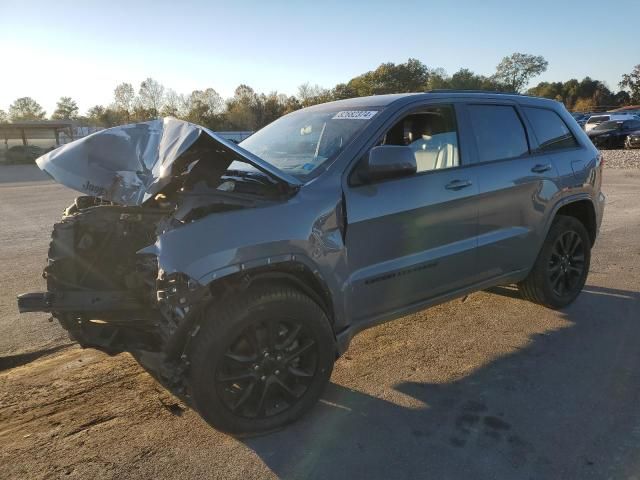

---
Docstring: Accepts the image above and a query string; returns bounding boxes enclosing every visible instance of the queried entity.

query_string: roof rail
[426,89,521,95]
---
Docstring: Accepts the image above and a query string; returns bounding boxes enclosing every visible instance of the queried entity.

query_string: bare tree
[138,78,165,118]
[113,83,135,120]
[161,89,188,118]
[297,82,330,106]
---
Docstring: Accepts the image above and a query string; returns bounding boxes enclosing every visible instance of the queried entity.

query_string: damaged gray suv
[19,92,605,435]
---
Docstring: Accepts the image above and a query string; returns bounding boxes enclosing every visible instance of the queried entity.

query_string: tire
[188,284,336,436]
[518,215,591,309]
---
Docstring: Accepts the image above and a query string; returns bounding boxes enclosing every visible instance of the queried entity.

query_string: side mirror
[361,145,416,183]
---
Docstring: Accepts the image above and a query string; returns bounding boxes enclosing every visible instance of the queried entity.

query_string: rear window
[467,105,529,162]
[523,107,578,151]
[587,115,608,125]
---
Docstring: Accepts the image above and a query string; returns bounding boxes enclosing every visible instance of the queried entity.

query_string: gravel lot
[1,160,640,479]
[601,148,640,168]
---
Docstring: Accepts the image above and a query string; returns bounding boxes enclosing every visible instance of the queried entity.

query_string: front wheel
[518,215,591,309]
[188,285,335,436]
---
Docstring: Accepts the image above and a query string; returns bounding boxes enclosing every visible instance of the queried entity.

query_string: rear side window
[523,107,578,151]
[467,105,529,162]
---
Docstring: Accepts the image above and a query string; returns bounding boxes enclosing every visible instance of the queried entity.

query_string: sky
[1,0,639,115]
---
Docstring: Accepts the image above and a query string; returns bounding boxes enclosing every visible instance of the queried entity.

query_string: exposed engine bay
[17,119,299,389]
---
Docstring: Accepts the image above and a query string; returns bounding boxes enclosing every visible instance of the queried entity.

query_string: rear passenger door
[462,102,563,280]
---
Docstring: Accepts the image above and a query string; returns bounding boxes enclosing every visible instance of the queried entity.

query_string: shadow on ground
[0,344,71,372]
[244,285,640,479]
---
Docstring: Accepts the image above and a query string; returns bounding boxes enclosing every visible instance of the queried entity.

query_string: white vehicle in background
[585,113,640,132]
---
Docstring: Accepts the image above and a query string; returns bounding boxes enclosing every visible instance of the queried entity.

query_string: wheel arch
[204,260,337,328]
[553,197,597,246]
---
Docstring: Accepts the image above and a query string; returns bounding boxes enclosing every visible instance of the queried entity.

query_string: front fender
[141,189,349,325]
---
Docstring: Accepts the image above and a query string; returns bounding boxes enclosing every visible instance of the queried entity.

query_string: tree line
[1,53,639,132]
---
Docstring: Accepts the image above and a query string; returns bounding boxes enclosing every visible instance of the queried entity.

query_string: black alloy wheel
[215,318,318,419]
[518,215,591,309]
[189,285,335,436]
[547,230,585,298]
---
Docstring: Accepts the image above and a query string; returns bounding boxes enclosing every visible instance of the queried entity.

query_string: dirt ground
[1,166,639,479]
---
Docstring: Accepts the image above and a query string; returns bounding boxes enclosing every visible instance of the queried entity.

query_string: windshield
[235,107,381,180]
[594,120,623,131]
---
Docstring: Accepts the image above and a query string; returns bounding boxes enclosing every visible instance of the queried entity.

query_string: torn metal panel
[36,117,301,206]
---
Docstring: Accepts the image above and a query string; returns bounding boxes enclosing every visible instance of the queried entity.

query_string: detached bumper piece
[17,292,54,313]
[17,291,145,314]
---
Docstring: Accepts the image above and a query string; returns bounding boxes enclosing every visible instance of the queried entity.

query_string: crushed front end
[17,118,298,393]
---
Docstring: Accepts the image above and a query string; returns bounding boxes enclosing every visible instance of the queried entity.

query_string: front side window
[237,106,382,180]
[467,104,529,162]
[523,107,578,151]
[378,105,460,172]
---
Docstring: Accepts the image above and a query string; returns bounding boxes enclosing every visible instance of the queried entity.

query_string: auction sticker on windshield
[332,110,378,120]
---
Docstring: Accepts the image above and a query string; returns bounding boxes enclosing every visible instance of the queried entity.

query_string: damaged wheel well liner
[167,261,337,362]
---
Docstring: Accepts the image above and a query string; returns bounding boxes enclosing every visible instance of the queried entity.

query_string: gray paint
[33,92,606,352]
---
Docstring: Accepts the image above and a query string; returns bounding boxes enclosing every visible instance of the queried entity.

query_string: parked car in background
[587,119,640,149]
[585,113,640,132]
[18,92,605,435]
[625,131,640,149]
[571,112,589,128]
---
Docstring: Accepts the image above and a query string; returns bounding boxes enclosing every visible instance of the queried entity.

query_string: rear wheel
[189,285,335,436]
[518,215,591,309]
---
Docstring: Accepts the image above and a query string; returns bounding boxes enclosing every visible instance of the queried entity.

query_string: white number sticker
[332,110,378,120]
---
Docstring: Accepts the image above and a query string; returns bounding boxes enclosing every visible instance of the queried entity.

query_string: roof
[306,91,556,110]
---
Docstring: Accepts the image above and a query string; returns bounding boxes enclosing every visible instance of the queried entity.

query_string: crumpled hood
[36,117,301,206]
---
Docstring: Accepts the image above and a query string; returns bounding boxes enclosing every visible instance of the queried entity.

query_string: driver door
[343,104,480,322]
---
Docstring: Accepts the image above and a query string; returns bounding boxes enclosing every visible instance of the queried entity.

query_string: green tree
[182,88,224,127]
[51,96,79,120]
[86,105,123,127]
[346,58,430,96]
[138,78,165,118]
[0,109,7,123]
[493,53,548,92]
[226,84,259,130]
[613,90,631,106]
[528,76,624,110]
[619,64,640,103]
[446,68,506,91]
[9,97,46,121]
[424,68,450,90]
[331,83,357,100]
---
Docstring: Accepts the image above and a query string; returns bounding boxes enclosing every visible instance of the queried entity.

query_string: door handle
[531,163,552,173]
[445,179,472,191]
